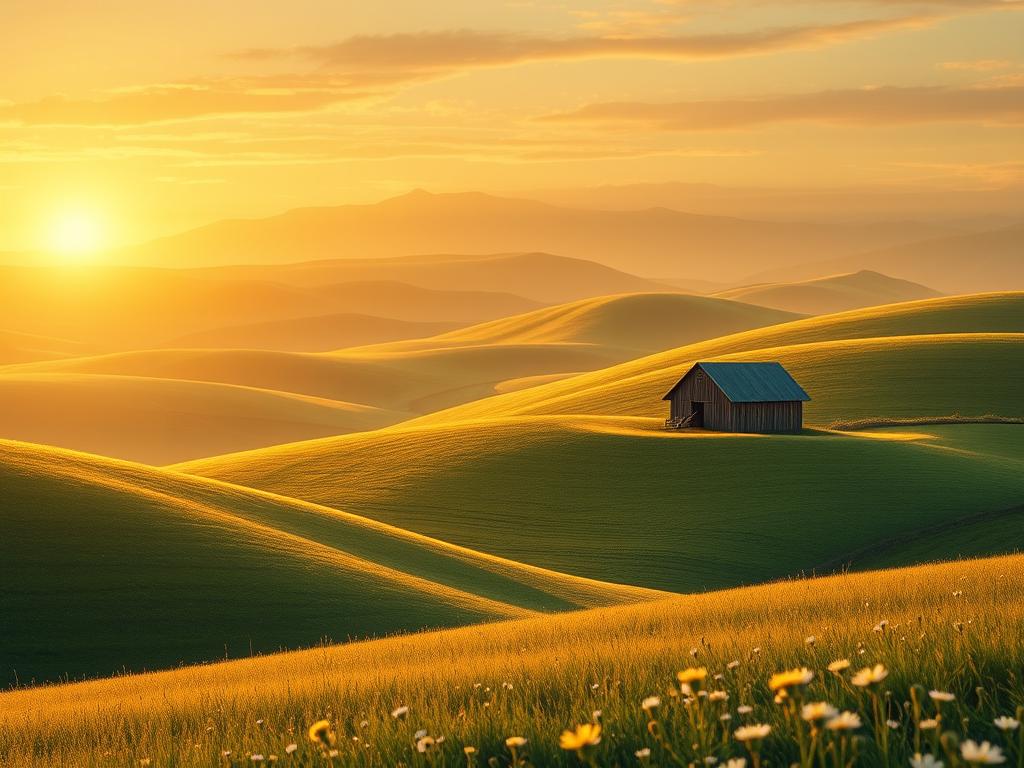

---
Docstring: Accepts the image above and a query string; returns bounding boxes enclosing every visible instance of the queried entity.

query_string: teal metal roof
[664,362,811,403]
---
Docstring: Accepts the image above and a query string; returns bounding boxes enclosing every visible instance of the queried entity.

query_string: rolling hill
[0,329,93,365]
[168,312,460,352]
[195,251,673,305]
[117,190,947,281]
[402,292,1024,424]
[0,294,800,461]
[0,374,406,464]
[0,266,540,350]
[0,439,662,684]
[180,416,1024,593]
[714,270,941,315]
[751,224,1024,294]
[5,551,1020,767]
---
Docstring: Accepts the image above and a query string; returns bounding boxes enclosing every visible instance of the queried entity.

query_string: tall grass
[2,554,1023,767]
[828,414,1023,431]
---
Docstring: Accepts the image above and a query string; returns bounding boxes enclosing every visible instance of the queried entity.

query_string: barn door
[690,401,704,427]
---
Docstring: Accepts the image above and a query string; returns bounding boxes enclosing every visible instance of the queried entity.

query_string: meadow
[2,554,1022,767]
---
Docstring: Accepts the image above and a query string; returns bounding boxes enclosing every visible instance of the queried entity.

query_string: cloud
[234,14,940,72]
[0,76,380,127]
[539,85,1024,129]
[939,59,1014,71]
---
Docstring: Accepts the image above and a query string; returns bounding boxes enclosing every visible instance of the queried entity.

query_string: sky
[2,0,1023,251]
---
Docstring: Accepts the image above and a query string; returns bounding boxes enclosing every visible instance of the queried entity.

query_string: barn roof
[663,361,811,403]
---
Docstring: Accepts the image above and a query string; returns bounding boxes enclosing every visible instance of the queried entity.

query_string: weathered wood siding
[667,367,804,433]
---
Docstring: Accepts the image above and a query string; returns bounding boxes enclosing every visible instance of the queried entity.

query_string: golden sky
[2,0,1022,251]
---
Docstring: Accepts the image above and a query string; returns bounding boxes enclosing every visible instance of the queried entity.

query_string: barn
[663,361,810,433]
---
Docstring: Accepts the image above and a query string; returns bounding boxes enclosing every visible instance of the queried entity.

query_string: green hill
[0,440,661,684]
[179,416,1024,594]
[407,292,1024,424]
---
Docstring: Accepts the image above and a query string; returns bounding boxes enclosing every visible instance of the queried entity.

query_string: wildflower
[590,683,599,691]
[416,736,436,753]
[690,647,699,657]
[961,740,1007,765]
[851,664,888,687]
[727,660,741,670]
[919,719,939,730]
[725,760,747,768]
[642,696,662,712]
[506,737,527,748]
[559,723,602,751]
[929,691,955,702]
[887,720,901,729]
[769,667,813,691]
[828,659,851,674]
[705,757,718,765]
[709,691,729,702]
[328,750,338,758]
[738,705,753,715]
[994,716,1020,731]
[415,729,428,740]
[636,747,652,759]
[256,719,265,726]
[801,702,839,722]
[734,724,771,742]
[752,647,761,654]
[826,712,863,731]
[308,720,334,746]
[284,744,297,755]
[360,720,368,728]
[805,635,816,646]
[464,746,477,755]
[721,713,732,721]
[139,761,151,767]
[221,752,231,758]
[391,706,409,720]
[678,667,708,684]
[251,756,265,763]
[910,754,944,768]
[592,710,602,721]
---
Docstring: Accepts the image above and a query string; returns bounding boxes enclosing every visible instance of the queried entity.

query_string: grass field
[0,373,406,463]
[179,417,1024,593]
[2,554,1021,767]
[0,439,662,685]
[404,292,1024,425]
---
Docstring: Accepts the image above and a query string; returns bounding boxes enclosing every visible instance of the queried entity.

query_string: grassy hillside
[355,293,800,356]
[714,270,941,315]
[0,439,662,684]
[0,294,800,456]
[180,416,1024,593]
[3,554,1021,767]
[408,293,1024,424]
[0,373,406,464]
[197,251,672,304]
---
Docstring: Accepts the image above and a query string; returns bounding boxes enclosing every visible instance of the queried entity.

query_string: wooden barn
[663,361,810,433]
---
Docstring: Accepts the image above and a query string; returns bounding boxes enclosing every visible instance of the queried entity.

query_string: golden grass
[3,554,1022,766]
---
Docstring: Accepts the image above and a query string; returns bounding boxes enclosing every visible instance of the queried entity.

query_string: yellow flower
[464,746,477,755]
[307,720,334,745]
[801,702,839,722]
[961,740,1007,765]
[929,690,955,702]
[826,712,862,731]
[734,724,771,742]
[994,716,1020,731]
[678,667,708,685]
[827,659,851,674]
[506,737,528,749]
[559,723,602,751]
[851,664,889,687]
[769,667,813,691]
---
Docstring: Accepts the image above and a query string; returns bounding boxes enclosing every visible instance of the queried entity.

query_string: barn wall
[667,369,733,428]
[730,401,803,433]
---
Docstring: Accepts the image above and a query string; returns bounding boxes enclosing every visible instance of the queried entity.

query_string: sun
[46,207,107,260]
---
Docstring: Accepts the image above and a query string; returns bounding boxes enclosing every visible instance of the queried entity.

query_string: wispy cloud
[238,15,939,72]
[539,85,1024,129]
[939,59,1014,71]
